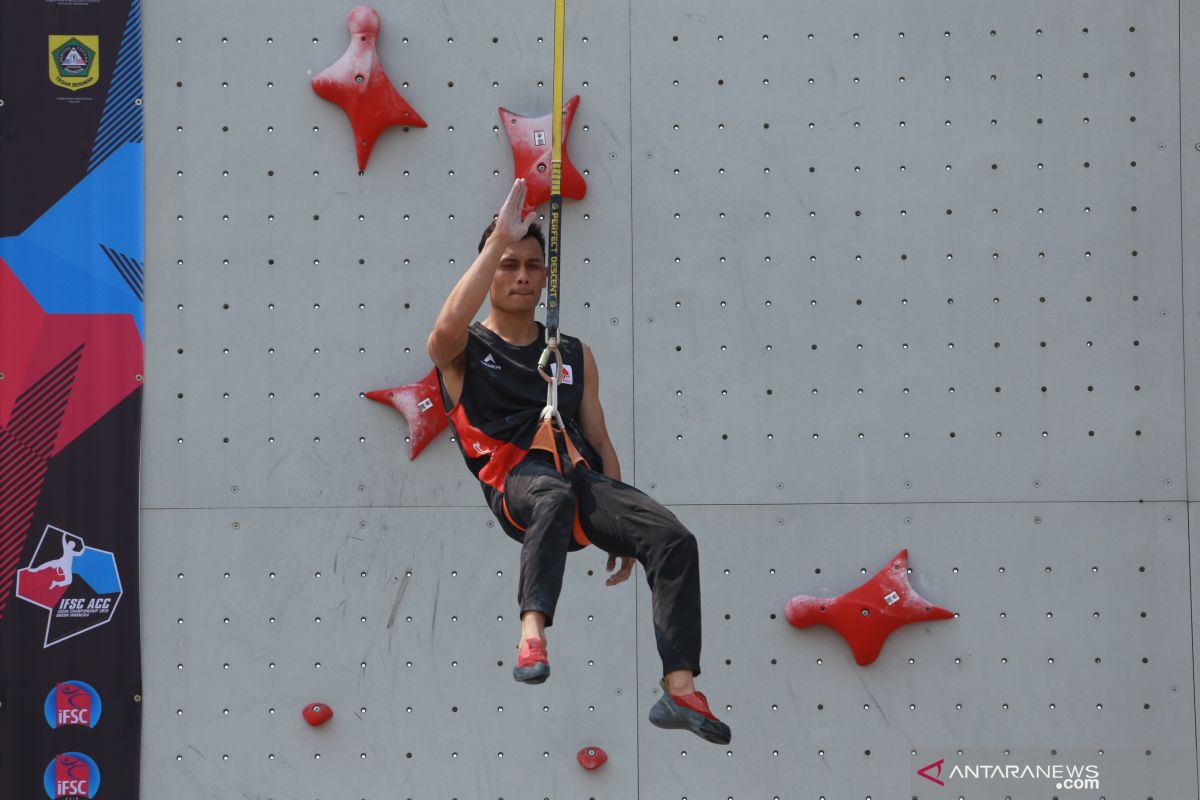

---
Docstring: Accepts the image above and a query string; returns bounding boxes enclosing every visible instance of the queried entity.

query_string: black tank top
[436,320,602,497]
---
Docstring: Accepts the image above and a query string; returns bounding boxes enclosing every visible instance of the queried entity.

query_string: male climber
[426,178,732,745]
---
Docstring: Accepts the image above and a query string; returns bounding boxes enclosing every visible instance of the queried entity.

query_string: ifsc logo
[43,752,101,799]
[16,525,122,647]
[45,680,103,729]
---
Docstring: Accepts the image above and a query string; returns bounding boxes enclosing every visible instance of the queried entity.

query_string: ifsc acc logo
[15,525,123,647]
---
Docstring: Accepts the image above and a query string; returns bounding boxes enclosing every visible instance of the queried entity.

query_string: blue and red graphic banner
[0,0,143,797]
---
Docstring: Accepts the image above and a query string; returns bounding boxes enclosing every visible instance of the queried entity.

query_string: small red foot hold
[577,746,607,770]
[499,94,586,215]
[302,702,333,727]
[312,5,426,172]
[785,549,955,666]
[365,366,449,459]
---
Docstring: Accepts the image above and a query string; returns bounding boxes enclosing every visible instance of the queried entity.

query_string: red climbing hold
[311,5,426,172]
[302,702,334,726]
[366,366,449,459]
[499,95,586,216]
[576,746,607,770]
[785,549,954,666]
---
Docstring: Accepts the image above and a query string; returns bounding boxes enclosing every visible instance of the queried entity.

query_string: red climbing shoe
[513,637,550,684]
[648,677,732,745]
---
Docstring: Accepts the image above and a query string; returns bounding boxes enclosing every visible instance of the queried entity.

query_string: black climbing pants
[499,449,703,678]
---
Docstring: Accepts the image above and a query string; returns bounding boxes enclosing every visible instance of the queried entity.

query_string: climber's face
[490,236,546,314]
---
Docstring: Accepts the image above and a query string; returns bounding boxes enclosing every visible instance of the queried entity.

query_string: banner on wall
[0,1,144,798]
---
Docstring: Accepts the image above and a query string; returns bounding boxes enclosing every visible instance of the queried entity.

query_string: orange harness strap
[529,416,588,471]
[516,416,592,548]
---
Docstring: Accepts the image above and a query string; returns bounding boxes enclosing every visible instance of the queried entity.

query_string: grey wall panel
[143,0,633,509]
[1186,0,1200,499]
[142,507,638,799]
[636,501,1196,796]
[1192,501,1200,796]
[630,0,1185,506]
[1182,11,1199,791]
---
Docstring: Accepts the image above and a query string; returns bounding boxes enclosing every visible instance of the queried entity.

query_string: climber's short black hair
[478,218,546,255]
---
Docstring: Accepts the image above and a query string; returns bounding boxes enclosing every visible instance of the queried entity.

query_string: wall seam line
[1178,0,1198,789]
[628,0,641,790]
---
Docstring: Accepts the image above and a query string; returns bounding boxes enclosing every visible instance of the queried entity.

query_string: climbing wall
[140,0,1200,797]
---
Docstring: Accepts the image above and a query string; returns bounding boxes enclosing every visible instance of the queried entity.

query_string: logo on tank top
[481,353,501,370]
[550,362,573,384]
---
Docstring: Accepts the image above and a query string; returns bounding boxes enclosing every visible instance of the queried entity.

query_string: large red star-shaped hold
[499,94,586,215]
[365,366,448,459]
[784,549,955,666]
[312,5,426,172]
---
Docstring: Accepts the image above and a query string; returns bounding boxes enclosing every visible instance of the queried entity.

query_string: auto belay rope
[530,0,589,485]
[524,0,590,549]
